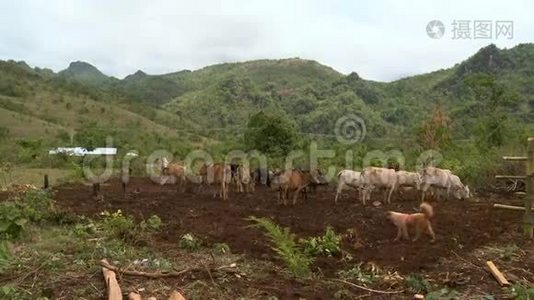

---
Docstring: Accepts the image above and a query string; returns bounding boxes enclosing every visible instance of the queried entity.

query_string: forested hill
[0,43,533,159]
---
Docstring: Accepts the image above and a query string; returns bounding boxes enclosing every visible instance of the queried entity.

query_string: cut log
[101,259,122,300]
[169,291,186,300]
[493,203,533,211]
[486,261,510,286]
[128,292,142,300]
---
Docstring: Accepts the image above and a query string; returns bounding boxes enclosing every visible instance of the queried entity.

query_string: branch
[332,279,403,294]
[98,259,239,279]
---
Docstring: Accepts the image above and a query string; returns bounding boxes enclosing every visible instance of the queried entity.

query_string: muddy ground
[52,178,533,299]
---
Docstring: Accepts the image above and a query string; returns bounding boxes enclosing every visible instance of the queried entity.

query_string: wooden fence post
[524,137,534,238]
[43,174,49,189]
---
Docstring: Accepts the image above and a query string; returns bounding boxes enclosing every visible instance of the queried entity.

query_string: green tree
[464,73,519,150]
[244,112,299,155]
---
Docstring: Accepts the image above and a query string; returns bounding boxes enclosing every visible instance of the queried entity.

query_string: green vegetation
[300,226,342,257]
[0,44,533,189]
[178,233,202,251]
[248,216,313,277]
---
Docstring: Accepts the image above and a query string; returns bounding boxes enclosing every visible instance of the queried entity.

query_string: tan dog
[387,202,435,242]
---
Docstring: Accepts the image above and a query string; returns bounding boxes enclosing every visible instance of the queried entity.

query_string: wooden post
[43,174,49,189]
[524,137,534,238]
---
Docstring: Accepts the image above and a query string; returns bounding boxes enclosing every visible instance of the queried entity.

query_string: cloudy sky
[0,0,532,81]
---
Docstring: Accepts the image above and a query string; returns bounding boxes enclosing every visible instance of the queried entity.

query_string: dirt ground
[52,178,533,299]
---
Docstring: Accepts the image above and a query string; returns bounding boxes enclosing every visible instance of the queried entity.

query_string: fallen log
[486,261,510,286]
[99,259,239,279]
[101,259,122,300]
[493,203,533,211]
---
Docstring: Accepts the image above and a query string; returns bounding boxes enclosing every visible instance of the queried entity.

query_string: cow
[158,158,187,192]
[360,167,397,205]
[198,163,231,200]
[237,165,254,193]
[251,168,273,187]
[420,167,469,201]
[277,169,322,206]
[334,170,363,204]
[394,170,422,199]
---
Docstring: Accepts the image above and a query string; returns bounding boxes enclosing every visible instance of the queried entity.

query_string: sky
[0,0,532,82]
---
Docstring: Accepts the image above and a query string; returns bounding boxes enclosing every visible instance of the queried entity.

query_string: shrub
[508,283,534,299]
[0,202,27,239]
[405,273,431,293]
[301,226,341,257]
[178,233,202,251]
[248,216,313,277]
[337,264,378,284]
[99,210,135,239]
[139,215,162,232]
[212,243,231,255]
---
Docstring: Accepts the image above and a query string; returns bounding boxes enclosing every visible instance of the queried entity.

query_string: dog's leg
[427,222,436,242]
[401,224,409,240]
[394,226,402,241]
[412,223,421,242]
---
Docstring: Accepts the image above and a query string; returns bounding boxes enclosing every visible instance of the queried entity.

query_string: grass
[0,168,74,190]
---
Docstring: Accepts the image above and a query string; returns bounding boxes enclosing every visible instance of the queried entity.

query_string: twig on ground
[98,259,239,279]
[333,279,403,294]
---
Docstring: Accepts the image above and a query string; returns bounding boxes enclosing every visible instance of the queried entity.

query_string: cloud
[0,0,532,81]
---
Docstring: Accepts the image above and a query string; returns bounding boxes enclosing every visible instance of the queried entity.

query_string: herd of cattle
[154,158,471,205]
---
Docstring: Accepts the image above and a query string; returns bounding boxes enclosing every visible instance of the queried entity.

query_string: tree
[464,73,519,149]
[244,112,299,156]
[419,104,452,150]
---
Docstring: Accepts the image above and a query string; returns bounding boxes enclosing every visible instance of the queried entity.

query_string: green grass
[0,168,74,189]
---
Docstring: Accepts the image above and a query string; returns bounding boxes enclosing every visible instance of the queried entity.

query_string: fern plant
[248,216,313,278]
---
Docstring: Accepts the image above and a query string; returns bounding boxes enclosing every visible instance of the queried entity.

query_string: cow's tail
[420,202,433,219]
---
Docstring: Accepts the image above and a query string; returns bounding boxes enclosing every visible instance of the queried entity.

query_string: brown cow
[159,158,187,192]
[277,169,322,206]
[198,163,231,200]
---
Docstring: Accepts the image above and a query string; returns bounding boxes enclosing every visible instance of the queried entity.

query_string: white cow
[334,170,363,204]
[448,174,470,200]
[360,167,397,205]
[420,167,470,201]
[394,170,422,199]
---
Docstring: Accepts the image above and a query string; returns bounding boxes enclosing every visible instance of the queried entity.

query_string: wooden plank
[101,259,122,300]
[169,291,186,300]
[128,292,142,300]
[495,175,526,180]
[486,261,510,286]
[502,156,527,161]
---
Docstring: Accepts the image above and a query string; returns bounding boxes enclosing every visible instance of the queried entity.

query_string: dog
[387,202,435,242]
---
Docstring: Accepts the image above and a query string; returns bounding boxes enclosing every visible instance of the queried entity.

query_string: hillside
[1,43,533,167]
[0,60,204,164]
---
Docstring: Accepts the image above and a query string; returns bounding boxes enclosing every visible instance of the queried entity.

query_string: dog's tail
[420,202,433,219]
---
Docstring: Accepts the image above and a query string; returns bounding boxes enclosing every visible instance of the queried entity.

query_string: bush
[300,226,342,257]
[337,264,378,284]
[212,243,231,255]
[405,273,431,293]
[99,210,135,239]
[178,233,202,251]
[0,202,27,239]
[248,216,313,277]
[139,215,162,232]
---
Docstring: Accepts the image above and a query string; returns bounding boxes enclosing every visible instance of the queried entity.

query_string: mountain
[0,43,533,166]
[58,61,116,87]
